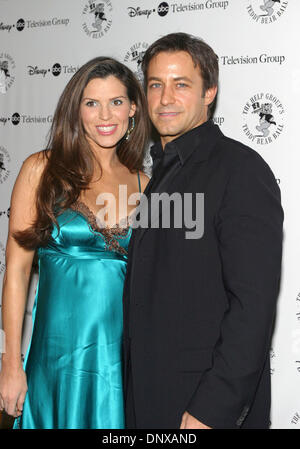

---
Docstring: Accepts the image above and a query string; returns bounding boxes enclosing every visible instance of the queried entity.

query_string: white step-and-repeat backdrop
[0,0,299,429]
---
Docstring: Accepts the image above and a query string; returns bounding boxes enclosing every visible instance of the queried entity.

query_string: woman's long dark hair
[14,57,149,249]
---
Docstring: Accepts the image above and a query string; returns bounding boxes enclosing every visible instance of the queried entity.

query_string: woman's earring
[125,116,135,141]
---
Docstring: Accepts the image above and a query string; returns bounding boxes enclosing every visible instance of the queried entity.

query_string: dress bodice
[39,169,141,261]
[38,202,132,261]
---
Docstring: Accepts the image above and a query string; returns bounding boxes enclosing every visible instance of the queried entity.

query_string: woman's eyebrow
[82,95,127,101]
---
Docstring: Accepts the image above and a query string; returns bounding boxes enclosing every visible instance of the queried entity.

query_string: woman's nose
[98,104,112,120]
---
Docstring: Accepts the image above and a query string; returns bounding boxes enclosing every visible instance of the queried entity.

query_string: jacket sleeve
[186,150,284,428]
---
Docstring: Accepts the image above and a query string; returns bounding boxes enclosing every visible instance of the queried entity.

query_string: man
[122,32,283,429]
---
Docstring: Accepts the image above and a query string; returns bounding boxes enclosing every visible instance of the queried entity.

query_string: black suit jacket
[122,120,283,429]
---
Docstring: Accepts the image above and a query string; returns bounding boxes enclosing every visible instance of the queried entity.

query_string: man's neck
[160,119,210,150]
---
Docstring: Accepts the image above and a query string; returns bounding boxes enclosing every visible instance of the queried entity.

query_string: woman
[0,57,149,429]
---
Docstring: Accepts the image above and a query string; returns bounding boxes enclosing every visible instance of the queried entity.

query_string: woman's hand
[0,364,28,417]
[180,411,211,429]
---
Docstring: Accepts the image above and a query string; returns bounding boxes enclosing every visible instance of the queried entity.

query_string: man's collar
[150,120,222,166]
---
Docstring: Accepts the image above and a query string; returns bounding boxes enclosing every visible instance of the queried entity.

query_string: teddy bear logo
[89,1,107,32]
[259,0,281,16]
[129,50,146,79]
[131,50,146,70]
[0,153,6,173]
[0,60,10,94]
[252,102,277,137]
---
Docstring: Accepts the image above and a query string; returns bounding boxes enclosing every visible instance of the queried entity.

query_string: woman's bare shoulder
[9,151,49,233]
[19,150,49,183]
[22,149,48,170]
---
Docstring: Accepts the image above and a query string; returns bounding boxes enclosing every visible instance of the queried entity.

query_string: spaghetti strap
[137,170,141,193]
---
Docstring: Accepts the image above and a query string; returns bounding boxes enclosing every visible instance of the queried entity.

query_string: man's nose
[160,85,175,106]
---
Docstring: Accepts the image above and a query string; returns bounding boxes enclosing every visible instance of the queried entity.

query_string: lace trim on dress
[70,200,131,256]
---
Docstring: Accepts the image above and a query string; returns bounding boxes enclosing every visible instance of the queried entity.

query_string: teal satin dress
[14,175,140,429]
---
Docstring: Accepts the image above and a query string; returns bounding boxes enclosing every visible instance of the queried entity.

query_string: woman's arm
[0,151,45,417]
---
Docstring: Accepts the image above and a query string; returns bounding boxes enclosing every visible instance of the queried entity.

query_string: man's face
[146,51,217,147]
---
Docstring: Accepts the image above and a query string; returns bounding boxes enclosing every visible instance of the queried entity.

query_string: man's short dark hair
[141,32,219,117]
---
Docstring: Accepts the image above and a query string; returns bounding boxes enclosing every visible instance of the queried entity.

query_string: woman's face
[80,75,136,152]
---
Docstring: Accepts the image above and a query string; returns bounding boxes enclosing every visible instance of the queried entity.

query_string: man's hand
[180,411,211,429]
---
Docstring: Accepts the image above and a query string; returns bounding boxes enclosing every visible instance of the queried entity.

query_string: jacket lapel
[134,122,223,246]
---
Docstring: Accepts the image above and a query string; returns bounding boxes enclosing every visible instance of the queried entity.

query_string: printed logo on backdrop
[0,53,16,94]
[291,412,300,426]
[124,42,149,83]
[0,113,53,126]
[127,6,155,18]
[128,1,229,18]
[242,93,285,146]
[296,292,300,324]
[0,207,10,218]
[246,1,288,24]
[82,0,113,38]
[157,2,169,16]
[220,53,285,66]
[212,117,225,126]
[27,63,80,78]
[0,146,11,184]
[0,241,5,275]
[0,18,25,32]
[270,348,275,375]
[0,17,69,32]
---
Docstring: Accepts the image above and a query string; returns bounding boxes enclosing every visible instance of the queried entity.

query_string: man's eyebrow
[147,77,162,83]
[147,76,193,83]
[173,76,193,83]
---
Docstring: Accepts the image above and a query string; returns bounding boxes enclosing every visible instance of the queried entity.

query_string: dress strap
[137,170,141,193]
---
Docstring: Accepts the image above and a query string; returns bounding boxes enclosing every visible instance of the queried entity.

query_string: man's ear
[204,86,218,107]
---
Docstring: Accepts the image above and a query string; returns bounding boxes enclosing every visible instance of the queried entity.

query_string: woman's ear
[129,102,137,117]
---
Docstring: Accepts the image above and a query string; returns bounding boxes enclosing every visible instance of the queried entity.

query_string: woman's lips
[96,124,118,135]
